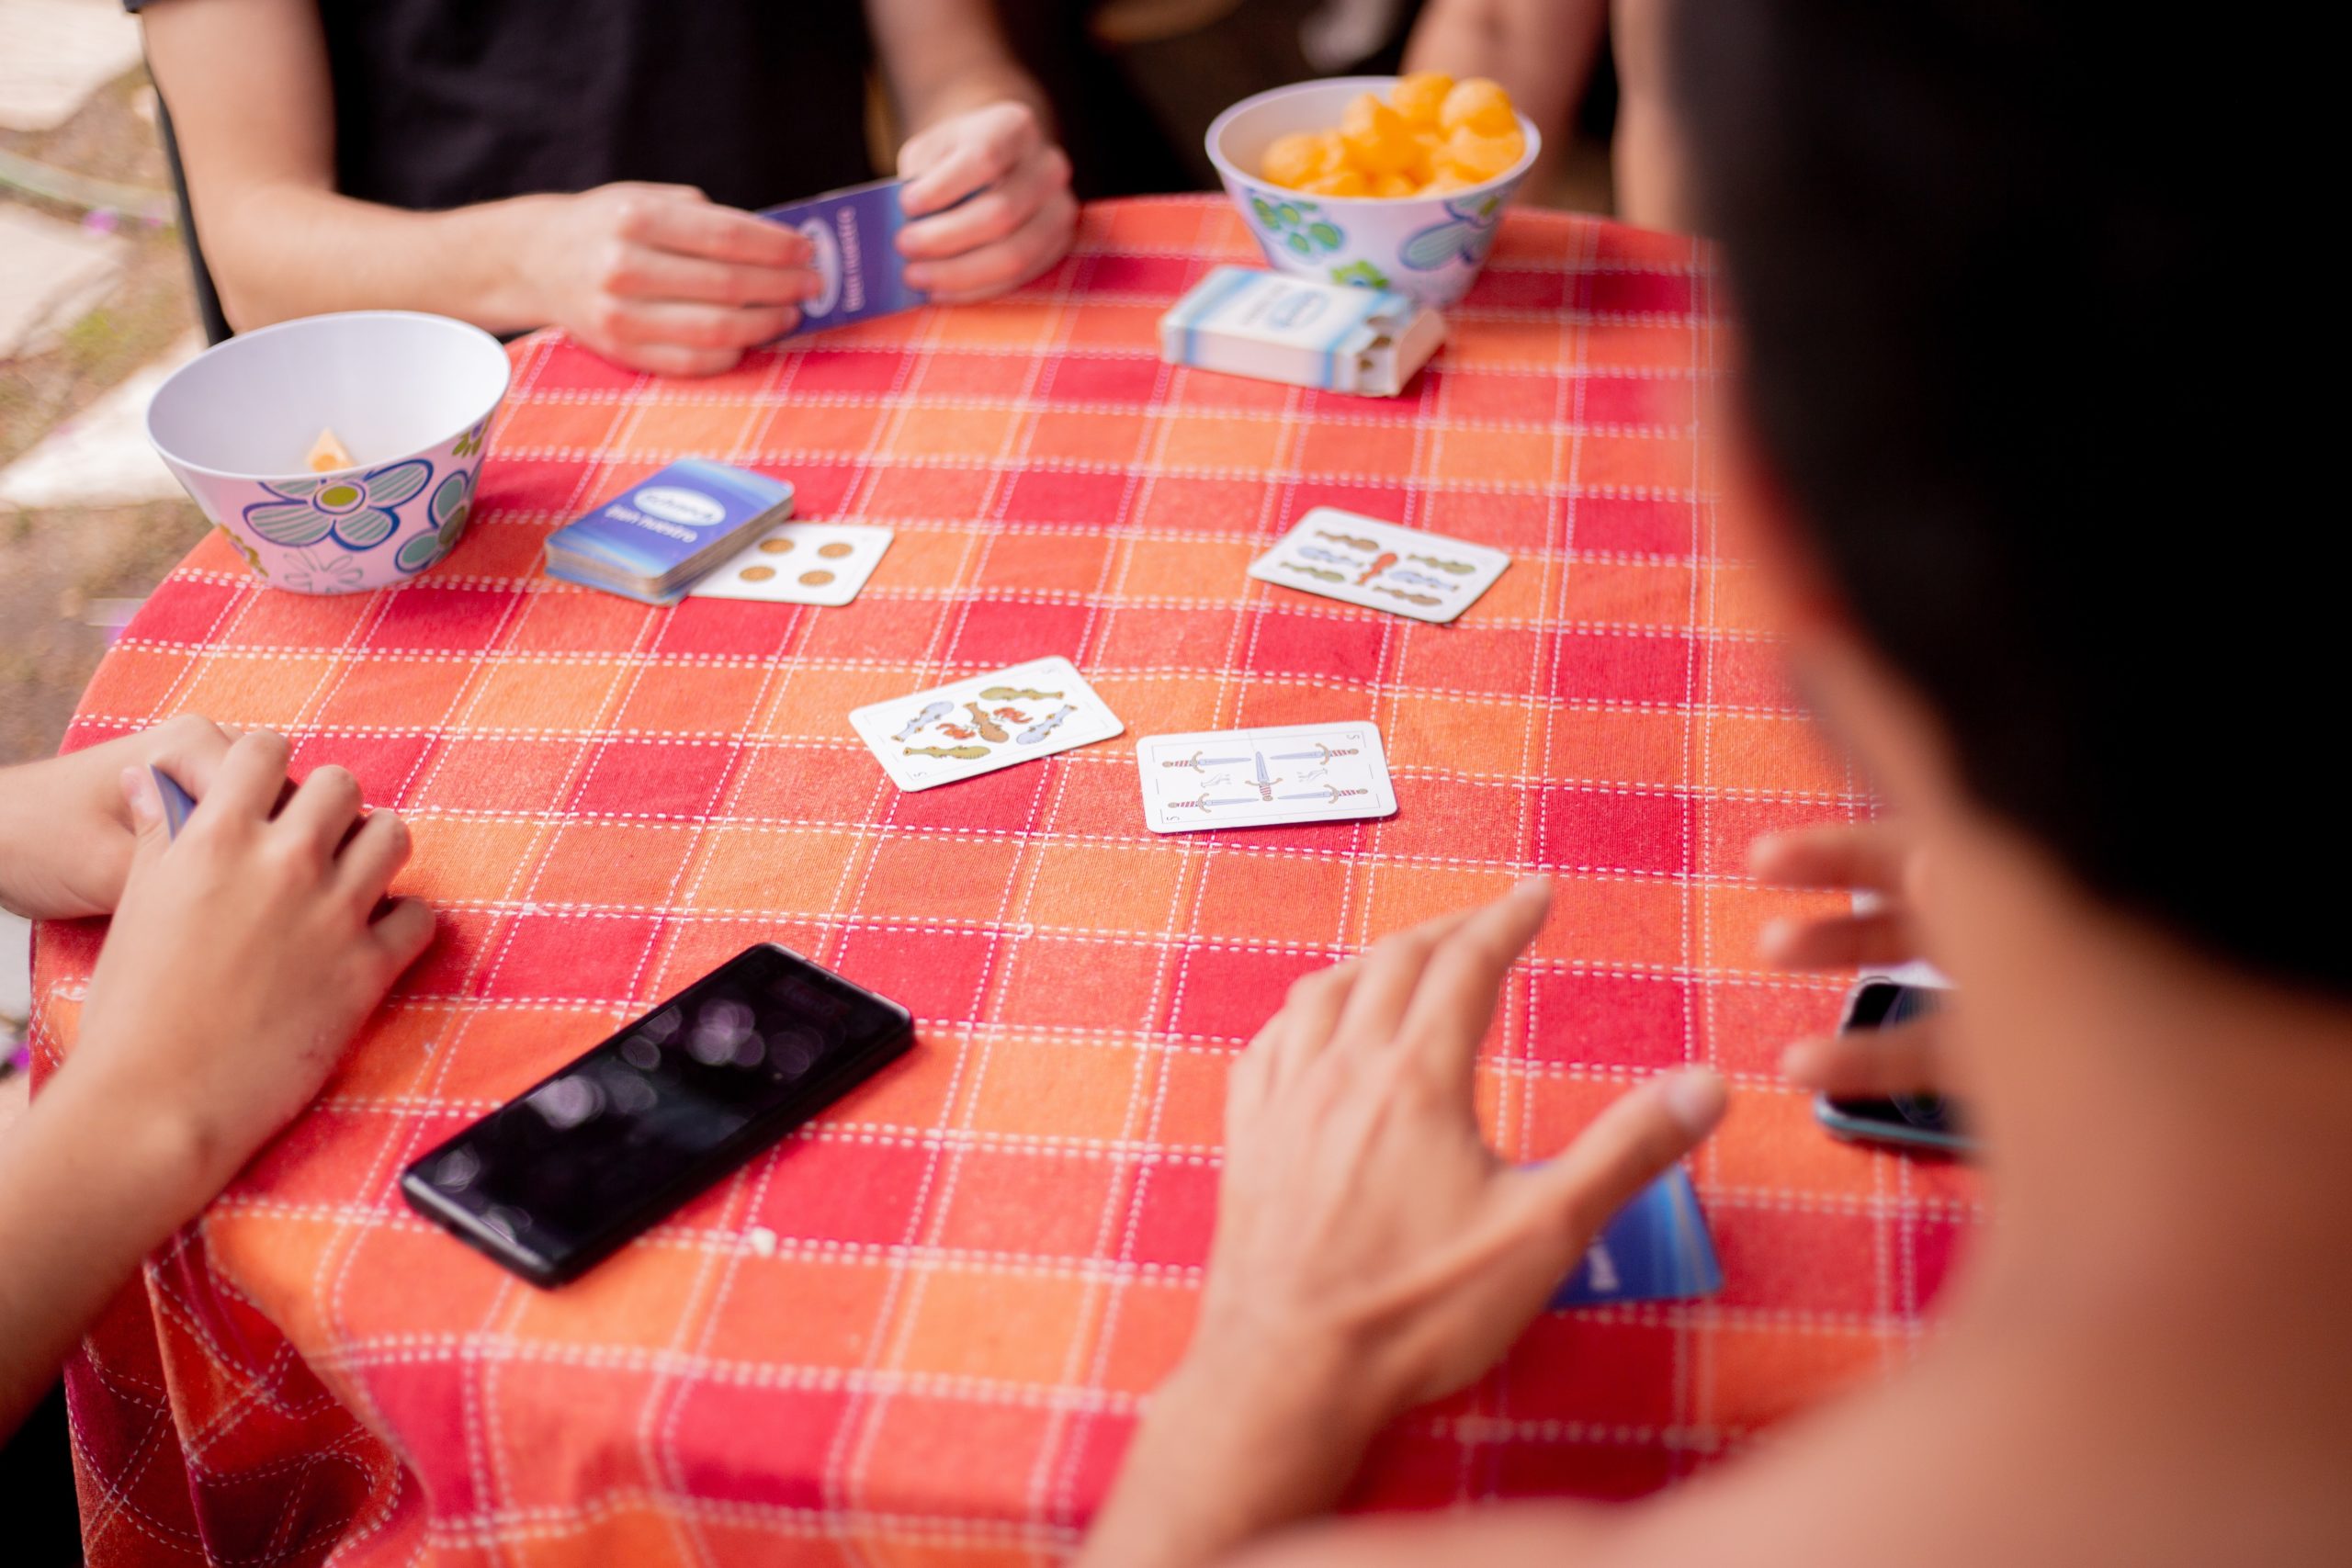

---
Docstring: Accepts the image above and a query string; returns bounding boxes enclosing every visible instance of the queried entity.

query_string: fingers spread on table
[1330,908,1477,1051]
[1758,908,1915,969]
[1782,1019,1951,1098]
[207,728,293,822]
[1266,959,1360,1097]
[1396,878,1552,1081]
[1521,1067,1726,1243]
[278,764,364,860]
[1749,821,1909,892]
[368,896,437,973]
[334,807,413,906]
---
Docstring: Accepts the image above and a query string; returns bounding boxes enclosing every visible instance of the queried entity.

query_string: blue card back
[760,179,927,335]
[151,766,197,840]
[542,460,794,584]
[1548,1166,1724,1310]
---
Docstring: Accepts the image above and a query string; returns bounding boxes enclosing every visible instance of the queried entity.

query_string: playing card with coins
[687,523,896,606]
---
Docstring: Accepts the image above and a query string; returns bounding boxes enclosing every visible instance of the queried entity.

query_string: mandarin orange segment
[1261,131,1324,189]
[1253,76,1521,197]
[1391,72,1453,126]
[1440,77,1518,137]
[1339,93,1416,176]
[1301,167,1370,197]
[1439,125,1526,183]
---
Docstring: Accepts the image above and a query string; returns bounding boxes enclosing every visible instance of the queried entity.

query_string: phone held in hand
[401,944,913,1286]
[1814,978,1976,1156]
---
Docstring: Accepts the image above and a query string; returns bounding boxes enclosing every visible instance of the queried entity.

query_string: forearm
[1080,1342,1378,1568]
[190,183,558,334]
[0,763,45,919]
[140,0,556,333]
[870,0,1051,135]
[0,1055,209,1439]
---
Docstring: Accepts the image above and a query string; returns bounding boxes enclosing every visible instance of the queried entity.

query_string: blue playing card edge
[150,766,196,840]
[1546,1165,1724,1311]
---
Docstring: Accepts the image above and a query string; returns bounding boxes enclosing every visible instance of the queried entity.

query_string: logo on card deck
[634,487,729,528]
[800,220,845,319]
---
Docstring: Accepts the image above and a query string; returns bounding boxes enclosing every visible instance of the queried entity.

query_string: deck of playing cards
[1548,1166,1724,1310]
[544,459,796,604]
[1136,723,1396,833]
[850,657,1124,791]
[1159,266,1445,398]
[1249,506,1510,625]
[761,179,927,337]
[690,522,894,606]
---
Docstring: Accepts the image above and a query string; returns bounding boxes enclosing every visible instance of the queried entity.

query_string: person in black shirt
[131,0,1080,375]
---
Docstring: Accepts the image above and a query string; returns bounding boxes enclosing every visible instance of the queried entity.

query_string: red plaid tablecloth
[30,197,1975,1567]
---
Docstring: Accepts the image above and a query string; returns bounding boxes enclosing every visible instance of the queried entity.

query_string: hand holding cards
[759,180,926,336]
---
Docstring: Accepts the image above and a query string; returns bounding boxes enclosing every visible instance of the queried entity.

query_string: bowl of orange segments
[1205,73,1538,306]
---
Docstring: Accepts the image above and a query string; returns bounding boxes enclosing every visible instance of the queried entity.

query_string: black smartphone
[401,943,913,1286]
[1813,978,1974,1156]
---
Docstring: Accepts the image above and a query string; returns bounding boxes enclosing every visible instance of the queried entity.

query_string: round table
[32,197,1975,1568]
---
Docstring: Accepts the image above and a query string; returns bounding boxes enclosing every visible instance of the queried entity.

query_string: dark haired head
[1665,2,2334,990]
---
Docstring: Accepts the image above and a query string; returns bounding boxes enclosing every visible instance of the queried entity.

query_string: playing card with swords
[1135,723,1398,833]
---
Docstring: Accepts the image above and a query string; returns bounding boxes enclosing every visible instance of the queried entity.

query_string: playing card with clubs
[1247,507,1511,624]
[688,522,894,606]
[1135,722,1397,833]
[849,657,1124,791]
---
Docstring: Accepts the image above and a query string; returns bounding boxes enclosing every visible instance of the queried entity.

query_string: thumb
[1516,1067,1728,1248]
[119,765,174,873]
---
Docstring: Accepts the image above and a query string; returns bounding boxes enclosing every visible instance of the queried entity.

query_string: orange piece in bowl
[1261,131,1325,188]
[1372,172,1418,198]
[1440,77,1518,137]
[1302,167,1370,197]
[1391,72,1453,126]
[1437,125,1527,184]
[1340,92,1417,177]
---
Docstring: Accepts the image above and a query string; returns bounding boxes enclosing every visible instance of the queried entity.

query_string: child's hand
[69,730,434,1205]
[895,102,1078,303]
[522,182,819,376]
[1750,821,1961,1098]
[0,715,238,921]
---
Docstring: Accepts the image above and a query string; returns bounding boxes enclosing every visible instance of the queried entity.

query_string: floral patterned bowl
[146,311,510,594]
[1205,77,1540,308]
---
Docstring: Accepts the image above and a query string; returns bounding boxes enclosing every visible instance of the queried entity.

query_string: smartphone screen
[1820,980,1971,1150]
[401,943,911,1285]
